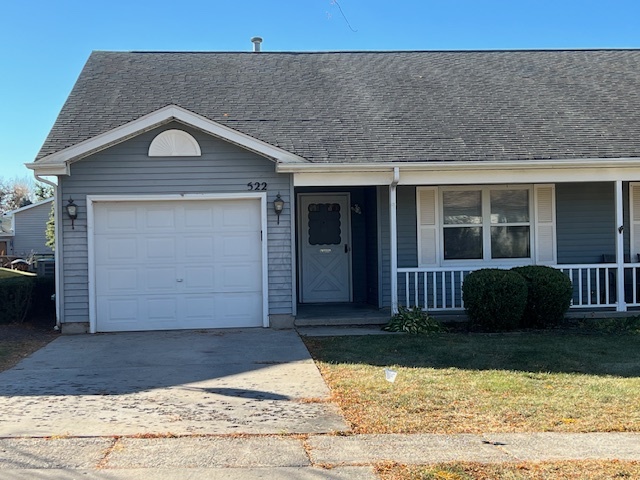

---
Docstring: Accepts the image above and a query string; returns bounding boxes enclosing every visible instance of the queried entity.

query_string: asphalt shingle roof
[36,49,640,163]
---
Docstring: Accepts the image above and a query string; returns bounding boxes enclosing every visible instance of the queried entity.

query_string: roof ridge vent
[251,36,263,53]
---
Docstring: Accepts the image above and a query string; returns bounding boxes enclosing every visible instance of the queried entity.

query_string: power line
[331,0,358,32]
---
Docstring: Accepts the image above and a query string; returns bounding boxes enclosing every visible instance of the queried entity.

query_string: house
[0,198,54,261]
[28,48,640,334]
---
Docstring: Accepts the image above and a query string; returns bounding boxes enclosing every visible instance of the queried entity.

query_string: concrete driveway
[0,329,348,437]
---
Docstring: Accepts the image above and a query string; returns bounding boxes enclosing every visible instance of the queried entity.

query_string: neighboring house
[0,198,54,258]
[28,48,640,334]
[0,215,12,258]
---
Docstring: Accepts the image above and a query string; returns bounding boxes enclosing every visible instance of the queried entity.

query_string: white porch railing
[397,263,640,311]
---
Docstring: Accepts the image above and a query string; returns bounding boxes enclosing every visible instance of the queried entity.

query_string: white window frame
[439,185,534,266]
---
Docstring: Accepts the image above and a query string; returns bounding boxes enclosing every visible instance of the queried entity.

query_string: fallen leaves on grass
[305,335,640,434]
[377,461,640,480]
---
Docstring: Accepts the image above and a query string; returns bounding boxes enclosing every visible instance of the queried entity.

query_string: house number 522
[247,182,267,191]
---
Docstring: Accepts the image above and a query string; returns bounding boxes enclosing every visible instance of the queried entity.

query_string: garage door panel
[146,237,176,259]
[185,267,215,289]
[146,267,180,291]
[185,207,214,229]
[145,207,176,230]
[94,198,264,332]
[183,296,216,321]
[184,236,215,259]
[220,203,261,229]
[214,293,263,327]
[98,268,140,293]
[97,297,140,324]
[95,206,138,234]
[147,297,178,322]
[218,264,262,291]
[95,236,138,263]
[218,234,261,261]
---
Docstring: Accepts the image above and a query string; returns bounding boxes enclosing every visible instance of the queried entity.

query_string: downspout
[390,167,400,314]
[34,174,61,330]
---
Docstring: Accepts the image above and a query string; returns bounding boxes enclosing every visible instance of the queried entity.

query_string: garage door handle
[176,279,183,282]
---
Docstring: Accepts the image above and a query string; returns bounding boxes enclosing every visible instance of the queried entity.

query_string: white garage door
[93,199,264,332]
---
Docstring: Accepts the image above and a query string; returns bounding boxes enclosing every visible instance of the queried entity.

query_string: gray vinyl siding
[378,186,418,308]
[364,187,379,306]
[556,182,616,264]
[12,201,54,256]
[378,186,391,308]
[59,123,293,325]
[397,187,418,268]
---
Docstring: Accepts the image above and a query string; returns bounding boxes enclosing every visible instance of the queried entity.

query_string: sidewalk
[1,432,639,479]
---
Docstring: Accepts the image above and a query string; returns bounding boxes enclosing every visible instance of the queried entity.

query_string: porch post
[616,180,626,312]
[390,167,399,314]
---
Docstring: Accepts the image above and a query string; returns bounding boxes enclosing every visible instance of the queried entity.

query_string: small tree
[35,183,54,201]
[45,203,55,251]
[0,180,31,213]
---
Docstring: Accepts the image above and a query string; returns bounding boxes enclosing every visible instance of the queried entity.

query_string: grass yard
[377,460,640,480]
[0,267,35,279]
[303,332,640,434]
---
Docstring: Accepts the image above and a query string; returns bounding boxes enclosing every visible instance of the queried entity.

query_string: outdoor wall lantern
[273,193,285,225]
[66,197,78,230]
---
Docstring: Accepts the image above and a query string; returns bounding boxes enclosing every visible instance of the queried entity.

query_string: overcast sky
[1,0,639,180]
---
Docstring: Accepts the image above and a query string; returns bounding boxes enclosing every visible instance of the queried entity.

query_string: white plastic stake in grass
[384,369,397,383]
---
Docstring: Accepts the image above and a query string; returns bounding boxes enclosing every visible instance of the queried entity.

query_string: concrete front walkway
[1,433,639,479]
[0,329,347,437]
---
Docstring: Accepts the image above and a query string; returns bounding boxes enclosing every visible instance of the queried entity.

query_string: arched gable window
[148,129,201,157]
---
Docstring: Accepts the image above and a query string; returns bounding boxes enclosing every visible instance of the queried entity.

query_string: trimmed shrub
[383,306,443,334]
[512,265,572,328]
[0,276,34,324]
[462,268,528,331]
[26,276,56,327]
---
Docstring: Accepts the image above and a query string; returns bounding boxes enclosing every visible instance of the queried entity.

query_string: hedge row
[0,276,55,326]
[462,266,572,331]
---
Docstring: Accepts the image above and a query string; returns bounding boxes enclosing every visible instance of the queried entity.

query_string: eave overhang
[27,105,308,175]
[277,157,640,186]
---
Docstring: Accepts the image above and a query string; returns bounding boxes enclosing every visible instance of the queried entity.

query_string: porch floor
[295,303,390,326]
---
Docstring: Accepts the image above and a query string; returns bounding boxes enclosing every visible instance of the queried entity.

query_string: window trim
[417,185,539,267]
[441,185,533,265]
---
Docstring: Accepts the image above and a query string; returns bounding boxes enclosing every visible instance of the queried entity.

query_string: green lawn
[303,331,640,433]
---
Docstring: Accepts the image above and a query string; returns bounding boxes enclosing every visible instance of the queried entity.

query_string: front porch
[389,179,640,314]
[397,263,640,312]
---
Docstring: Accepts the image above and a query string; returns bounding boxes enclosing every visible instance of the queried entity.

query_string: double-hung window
[417,185,556,266]
[442,187,531,261]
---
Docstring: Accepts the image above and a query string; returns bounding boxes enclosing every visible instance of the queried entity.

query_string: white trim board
[28,105,308,174]
[86,192,269,333]
[291,165,640,187]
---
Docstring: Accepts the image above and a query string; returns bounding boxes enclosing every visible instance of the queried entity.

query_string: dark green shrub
[0,276,34,324]
[26,277,56,327]
[462,268,528,331]
[383,306,443,334]
[512,265,573,328]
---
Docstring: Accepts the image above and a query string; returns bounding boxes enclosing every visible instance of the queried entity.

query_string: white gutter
[34,174,61,331]
[390,167,400,314]
[277,157,640,173]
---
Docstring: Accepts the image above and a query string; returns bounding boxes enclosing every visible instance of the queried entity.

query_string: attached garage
[88,195,268,333]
